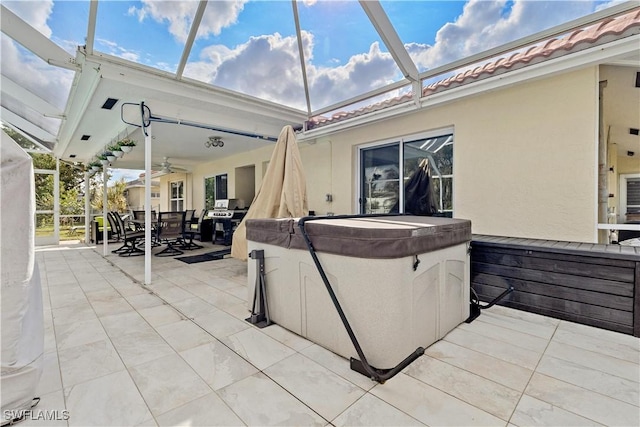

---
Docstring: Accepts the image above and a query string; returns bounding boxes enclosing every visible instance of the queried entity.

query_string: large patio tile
[557,320,640,348]
[332,393,425,426]
[544,341,639,382]
[223,328,296,370]
[128,353,212,417]
[110,329,176,368]
[425,340,533,391]
[217,372,326,426]
[474,310,557,340]
[89,295,135,318]
[536,354,639,406]
[370,373,504,426]
[197,287,245,311]
[148,283,193,304]
[54,317,108,350]
[510,395,602,426]
[261,324,314,352]
[171,297,218,319]
[300,344,377,391]
[551,328,639,363]
[58,339,125,387]
[404,354,521,421]
[100,311,154,337]
[125,291,166,310]
[49,289,88,310]
[179,341,258,390]
[444,328,542,370]
[525,373,640,426]
[155,392,244,426]
[457,318,549,353]
[156,319,216,352]
[193,309,251,339]
[64,370,152,426]
[138,304,185,327]
[51,301,97,326]
[264,353,365,421]
[222,302,251,321]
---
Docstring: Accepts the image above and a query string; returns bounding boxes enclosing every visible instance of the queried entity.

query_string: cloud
[2,0,53,38]
[129,0,248,43]
[408,0,603,71]
[180,0,613,110]
[1,34,73,113]
[184,31,400,111]
[95,38,141,63]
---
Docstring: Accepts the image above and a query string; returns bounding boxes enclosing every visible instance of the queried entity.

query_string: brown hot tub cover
[246,215,471,259]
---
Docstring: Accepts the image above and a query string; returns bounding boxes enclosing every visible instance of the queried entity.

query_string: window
[204,176,215,209]
[204,174,228,209]
[359,131,453,215]
[170,181,184,211]
[215,174,228,200]
[620,175,640,222]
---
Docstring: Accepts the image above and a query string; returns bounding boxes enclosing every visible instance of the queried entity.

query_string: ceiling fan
[153,157,187,174]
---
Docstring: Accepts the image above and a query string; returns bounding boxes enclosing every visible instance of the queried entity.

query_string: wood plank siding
[471,235,640,337]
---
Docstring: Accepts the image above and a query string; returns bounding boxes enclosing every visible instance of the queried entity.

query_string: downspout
[598,81,608,243]
[143,103,152,286]
[84,171,90,244]
[102,166,108,256]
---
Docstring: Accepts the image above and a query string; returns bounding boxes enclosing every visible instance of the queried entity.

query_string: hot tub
[246,215,471,369]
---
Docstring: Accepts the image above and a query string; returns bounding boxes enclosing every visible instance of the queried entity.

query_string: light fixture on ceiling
[205,136,224,148]
[101,98,119,110]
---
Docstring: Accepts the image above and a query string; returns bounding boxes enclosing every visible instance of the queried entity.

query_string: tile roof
[307,8,640,130]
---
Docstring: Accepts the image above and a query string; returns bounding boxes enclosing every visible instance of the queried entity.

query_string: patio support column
[598,80,608,243]
[84,170,90,244]
[102,166,108,256]
[144,117,152,286]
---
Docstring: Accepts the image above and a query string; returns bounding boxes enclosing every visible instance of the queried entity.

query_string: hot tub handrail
[297,214,425,383]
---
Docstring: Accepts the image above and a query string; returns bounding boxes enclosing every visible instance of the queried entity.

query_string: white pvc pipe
[84,171,90,244]
[102,166,108,256]
[144,117,152,285]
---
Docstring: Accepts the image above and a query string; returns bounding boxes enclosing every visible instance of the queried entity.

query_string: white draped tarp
[231,125,308,260]
[1,131,44,416]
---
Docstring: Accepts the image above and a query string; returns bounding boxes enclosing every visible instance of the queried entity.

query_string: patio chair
[106,212,123,245]
[111,211,145,257]
[131,210,160,246]
[191,209,208,241]
[180,209,203,250]
[155,211,185,256]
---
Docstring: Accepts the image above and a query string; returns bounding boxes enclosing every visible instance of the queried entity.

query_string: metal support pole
[143,103,152,286]
[84,170,90,244]
[102,166,108,256]
[246,249,271,328]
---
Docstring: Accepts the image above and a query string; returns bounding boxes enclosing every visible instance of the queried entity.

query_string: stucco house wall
[188,66,600,242]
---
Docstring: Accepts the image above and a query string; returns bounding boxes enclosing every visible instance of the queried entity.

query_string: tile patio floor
[28,242,639,426]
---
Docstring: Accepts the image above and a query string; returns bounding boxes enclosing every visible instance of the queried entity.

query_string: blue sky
[2,0,620,184]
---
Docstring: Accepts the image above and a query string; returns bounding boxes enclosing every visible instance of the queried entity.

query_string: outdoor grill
[207,199,248,245]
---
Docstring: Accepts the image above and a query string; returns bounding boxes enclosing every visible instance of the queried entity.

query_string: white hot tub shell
[246,215,471,369]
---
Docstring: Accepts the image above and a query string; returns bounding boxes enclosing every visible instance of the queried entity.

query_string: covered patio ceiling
[1,1,639,173]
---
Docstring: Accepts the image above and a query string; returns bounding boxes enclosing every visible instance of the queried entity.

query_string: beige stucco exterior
[125,184,160,211]
[171,67,605,243]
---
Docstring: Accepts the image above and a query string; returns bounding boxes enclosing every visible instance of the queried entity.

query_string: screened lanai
[2,1,639,280]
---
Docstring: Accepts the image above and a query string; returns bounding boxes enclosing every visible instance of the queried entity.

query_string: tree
[2,126,85,217]
[91,178,128,212]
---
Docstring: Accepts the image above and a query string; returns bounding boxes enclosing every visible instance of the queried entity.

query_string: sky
[1,0,622,183]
